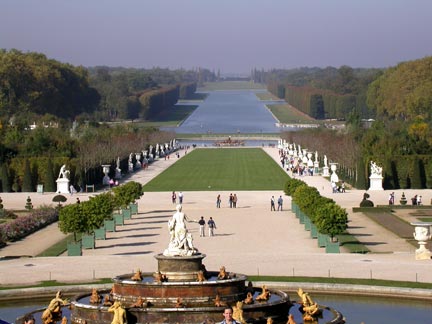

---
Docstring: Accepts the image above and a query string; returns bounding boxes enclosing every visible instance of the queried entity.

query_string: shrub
[0,207,58,242]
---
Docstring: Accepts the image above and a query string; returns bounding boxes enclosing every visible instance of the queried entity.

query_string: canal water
[172,90,282,134]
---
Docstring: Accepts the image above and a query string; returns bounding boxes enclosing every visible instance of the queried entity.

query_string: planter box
[67,241,82,256]
[94,227,106,240]
[129,203,138,215]
[326,241,340,253]
[82,234,95,249]
[122,208,132,220]
[304,217,311,231]
[310,224,318,238]
[104,219,115,232]
[114,213,124,226]
[317,233,327,247]
[298,211,305,224]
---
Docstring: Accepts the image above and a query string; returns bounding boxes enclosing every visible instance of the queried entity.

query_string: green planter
[326,240,340,253]
[82,233,95,249]
[304,216,311,231]
[95,227,106,240]
[114,213,124,226]
[67,241,82,256]
[129,203,138,215]
[298,211,305,224]
[104,219,115,232]
[317,233,327,247]
[122,208,132,220]
[310,224,318,238]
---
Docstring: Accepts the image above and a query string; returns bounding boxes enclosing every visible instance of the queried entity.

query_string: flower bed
[0,207,58,243]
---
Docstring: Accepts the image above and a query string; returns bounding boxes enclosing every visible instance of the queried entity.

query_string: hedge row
[284,177,348,238]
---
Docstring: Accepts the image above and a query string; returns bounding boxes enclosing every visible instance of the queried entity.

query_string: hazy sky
[1,0,432,74]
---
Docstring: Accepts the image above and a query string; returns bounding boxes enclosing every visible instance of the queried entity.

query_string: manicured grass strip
[37,234,82,257]
[0,279,112,291]
[247,276,432,289]
[143,148,290,191]
[267,104,316,124]
[198,81,266,91]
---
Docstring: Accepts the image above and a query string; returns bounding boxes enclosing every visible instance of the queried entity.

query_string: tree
[58,204,86,242]
[113,181,143,208]
[22,159,33,192]
[44,158,56,192]
[315,202,348,240]
[81,192,115,231]
[0,164,11,192]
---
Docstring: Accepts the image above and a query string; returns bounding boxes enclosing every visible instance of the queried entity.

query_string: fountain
[17,205,345,324]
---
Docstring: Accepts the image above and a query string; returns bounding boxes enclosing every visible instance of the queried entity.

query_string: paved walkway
[1,147,432,286]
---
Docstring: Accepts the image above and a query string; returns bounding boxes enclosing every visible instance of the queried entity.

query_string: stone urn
[400,192,407,205]
[411,222,432,260]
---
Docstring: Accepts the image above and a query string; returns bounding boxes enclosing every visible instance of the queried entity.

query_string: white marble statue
[370,161,383,177]
[58,165,70,179]
[163,205,198,257]
[323,155,328,167]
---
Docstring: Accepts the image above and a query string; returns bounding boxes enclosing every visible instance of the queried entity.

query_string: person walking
[270,196,276,211]
[179,191,184,204]
[232,194,238,208]
[229,193,233,208]
[277,196,283,211]
[171,191,177,204]
[208,217,216,236]
[216,194,221,208]
[198,216,206,237]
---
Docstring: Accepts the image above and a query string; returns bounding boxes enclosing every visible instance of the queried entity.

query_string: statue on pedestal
[164,205,198,256]
[41,291,68,324]
[56,165,70,194]
[369,160,384,190]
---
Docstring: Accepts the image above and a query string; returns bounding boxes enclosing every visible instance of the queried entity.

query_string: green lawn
[143,148,289,191]
[198,81,266,91]
[267,104,317,124]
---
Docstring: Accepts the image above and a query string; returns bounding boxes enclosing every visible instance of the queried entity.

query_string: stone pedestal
[322,166,329,177]
[56,178,70,194]
[369,175,383,190]
[154,253,206,281]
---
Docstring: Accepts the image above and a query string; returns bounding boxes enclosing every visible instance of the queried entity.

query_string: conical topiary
[25,196,33,210]
[22,160,33,192]
[44,159,56,192]
[0,164,11,192]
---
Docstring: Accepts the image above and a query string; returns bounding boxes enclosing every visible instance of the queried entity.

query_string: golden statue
[154,271,168,283]
[103,294,113,307]
[217,266,229,280]
[197,270,206,282]
[243,292,254,305]
[175,297,183,308]
[213,294,227,307]
[287,314,297,324]
[255,285,270,301]
[232,301,246,324]
[297,288,320,321]
[41,291,69,324]
[89,288,102,304]
[131,268,143,281]
[108,301,127,324]
[130,296,148,308]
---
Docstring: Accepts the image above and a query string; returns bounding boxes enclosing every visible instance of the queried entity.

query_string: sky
[1,0,432,74]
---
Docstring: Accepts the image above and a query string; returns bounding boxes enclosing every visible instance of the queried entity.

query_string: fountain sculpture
[20,205,345,324]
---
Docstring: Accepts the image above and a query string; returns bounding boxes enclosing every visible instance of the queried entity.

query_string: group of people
[228,193,238,208]
[331,181,345,193]
[198,216,217,237]
[171,191,184,204]
[270,195,284,211]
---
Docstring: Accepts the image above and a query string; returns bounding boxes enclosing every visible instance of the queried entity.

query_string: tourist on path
[208,217,216,236]
[229,193,233,208]
[216,194,221,208]
[232,194,238,208]
[271,196,276,211]
[277,196,283,211]
[198,216,206,237]
[172,191,176,204]
[179,191,184,204]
